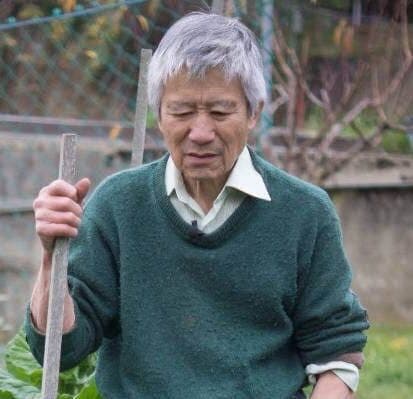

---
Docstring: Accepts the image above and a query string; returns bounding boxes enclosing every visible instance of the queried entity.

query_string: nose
[188,113,215,145]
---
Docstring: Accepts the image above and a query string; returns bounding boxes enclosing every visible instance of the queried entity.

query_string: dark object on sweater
[25,150,369,399]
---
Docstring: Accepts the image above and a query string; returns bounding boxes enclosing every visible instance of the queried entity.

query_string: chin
[184,169,223,181]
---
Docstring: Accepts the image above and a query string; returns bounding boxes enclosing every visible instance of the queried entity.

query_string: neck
[183,176,228,214]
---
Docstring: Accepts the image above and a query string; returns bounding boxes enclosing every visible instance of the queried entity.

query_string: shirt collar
[165,147,271,202]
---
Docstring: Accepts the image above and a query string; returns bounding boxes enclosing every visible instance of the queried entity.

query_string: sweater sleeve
[292,195,369,366]
[25,211,120,371]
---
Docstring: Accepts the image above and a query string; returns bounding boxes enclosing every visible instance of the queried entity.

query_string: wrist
[41,250,53,270]
[311,371,354,399]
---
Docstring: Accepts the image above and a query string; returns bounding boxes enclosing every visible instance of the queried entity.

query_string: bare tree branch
[273,31,294,81]
[272,63,288,90]
[372,56,413,107]
[400,0,412,59]
[265,2,413,184]
[269,84,289,114]
[319,98,372,152]
[287,46,325,108]
[318,124,387,183]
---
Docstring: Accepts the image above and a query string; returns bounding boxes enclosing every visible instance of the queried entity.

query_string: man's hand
[33,177,91,257]
[30,177,91,333]
[310,371,355,399]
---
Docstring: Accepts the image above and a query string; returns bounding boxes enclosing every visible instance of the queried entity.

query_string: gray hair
[147,12,267,116]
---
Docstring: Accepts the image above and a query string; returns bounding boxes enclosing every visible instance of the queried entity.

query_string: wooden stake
[131,48,152,167]
[41,133,77,399]
[212,0,226,14]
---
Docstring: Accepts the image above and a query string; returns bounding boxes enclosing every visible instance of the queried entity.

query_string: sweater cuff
[305,361,359,392]
[335,352,364,369]
[24,303,82,365]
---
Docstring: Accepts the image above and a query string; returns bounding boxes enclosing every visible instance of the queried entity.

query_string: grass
[357,324,413,399]
[303,324,413,398]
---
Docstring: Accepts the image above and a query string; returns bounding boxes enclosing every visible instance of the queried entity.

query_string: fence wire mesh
[0,1,207,137]
[0,0,346,138]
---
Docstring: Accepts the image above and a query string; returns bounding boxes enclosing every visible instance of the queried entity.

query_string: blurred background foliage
[0,0,412,156]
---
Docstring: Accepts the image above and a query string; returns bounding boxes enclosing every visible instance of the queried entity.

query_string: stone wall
[1,133,412,343]
[331,188,413,324]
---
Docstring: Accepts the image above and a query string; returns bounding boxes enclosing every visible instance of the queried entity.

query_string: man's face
[158,68,261,187]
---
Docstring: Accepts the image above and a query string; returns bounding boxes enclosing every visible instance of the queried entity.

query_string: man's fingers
[35,208,81,228]
[36,222,79,239]
[34,178,90,254]
[40,179,78,200]
[33,196,83,217]
[75,178,91,204]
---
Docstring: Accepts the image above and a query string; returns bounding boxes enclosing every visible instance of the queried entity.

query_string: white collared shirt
[164,145,359,392]
[165,146,271,234]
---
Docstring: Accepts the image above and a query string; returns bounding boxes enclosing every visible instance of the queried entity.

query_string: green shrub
[0,329,100,399]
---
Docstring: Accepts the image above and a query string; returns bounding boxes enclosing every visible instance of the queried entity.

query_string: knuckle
[32,198,40,210]
[76,204,84,216]
[39,185,49,195]
[68,213,79,225]
[61,197,73,209]
[35,207,50,221]
[46,180,60,192]
[36,224,49,236]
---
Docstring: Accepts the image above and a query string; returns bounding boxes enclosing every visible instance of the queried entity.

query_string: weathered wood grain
[41,133,77,399]
[131,48,152,167]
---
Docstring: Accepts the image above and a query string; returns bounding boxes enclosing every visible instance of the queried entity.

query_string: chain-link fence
[0,0,282,137]
[0,0,207,138]
[2,1,412,145]
[0,0,371,138]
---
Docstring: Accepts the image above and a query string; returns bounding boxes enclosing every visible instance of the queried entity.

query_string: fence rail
[0,199,34,214]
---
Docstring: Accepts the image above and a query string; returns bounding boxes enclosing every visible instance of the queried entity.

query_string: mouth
[187,152,217,158]
[185,152,218,165]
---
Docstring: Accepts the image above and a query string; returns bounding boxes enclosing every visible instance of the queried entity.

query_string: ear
[247,101,264,130]
[157,108,166,137]
[157,119,163,133]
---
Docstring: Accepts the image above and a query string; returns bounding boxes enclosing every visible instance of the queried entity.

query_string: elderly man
[26,12,368,399]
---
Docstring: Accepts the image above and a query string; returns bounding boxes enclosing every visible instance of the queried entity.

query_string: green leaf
[57,355,98,395]
[0,368,40,399]
[5,330,43,388]
[73,379,102,399]
[3,328,99,397]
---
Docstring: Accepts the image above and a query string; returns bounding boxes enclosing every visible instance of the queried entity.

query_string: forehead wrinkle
[166,101,196,110]
[165,99,240,111]
[205,100,238,109]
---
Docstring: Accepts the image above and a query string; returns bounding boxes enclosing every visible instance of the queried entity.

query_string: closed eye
[211,111,230,118]
[173,112,194,118]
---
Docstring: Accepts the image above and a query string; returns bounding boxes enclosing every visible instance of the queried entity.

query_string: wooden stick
[212,0,226,14]
[41,133,77,399]
[131,48,152,167]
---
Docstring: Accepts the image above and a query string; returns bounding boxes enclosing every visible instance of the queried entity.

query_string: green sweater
[25,150,368,399]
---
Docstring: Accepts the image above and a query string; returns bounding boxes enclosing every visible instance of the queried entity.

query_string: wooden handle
[41,133,77,399]
[212,0,226,14]
[131,48,152,167]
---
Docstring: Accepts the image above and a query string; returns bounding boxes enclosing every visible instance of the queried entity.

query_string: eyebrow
[166,100,238,111]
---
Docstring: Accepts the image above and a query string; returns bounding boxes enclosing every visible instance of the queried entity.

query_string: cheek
[160,122,185,148]
[225,127,248,152]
